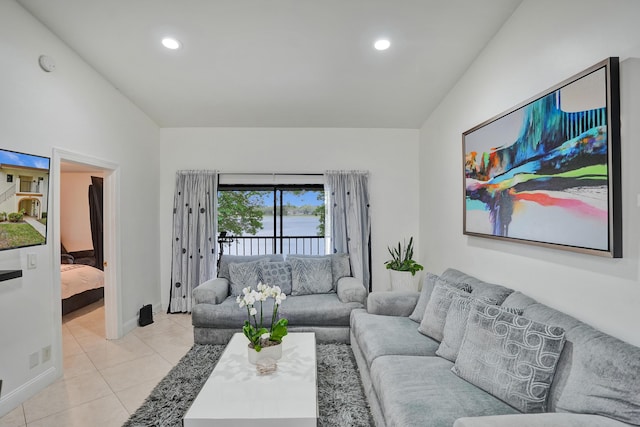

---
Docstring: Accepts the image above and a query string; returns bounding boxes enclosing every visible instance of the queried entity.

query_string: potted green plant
[236,282,288,364]
[384,237,424,291]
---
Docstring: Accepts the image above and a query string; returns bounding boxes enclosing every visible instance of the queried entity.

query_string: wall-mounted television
[0,148,50,251]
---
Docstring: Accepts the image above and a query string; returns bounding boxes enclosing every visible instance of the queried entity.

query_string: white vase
[389,270,419,292]
[247,342,283,364]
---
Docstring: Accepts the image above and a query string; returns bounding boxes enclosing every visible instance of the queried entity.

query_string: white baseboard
[0,367,58,418]
[122,302,163,337]
[122,314,138,336]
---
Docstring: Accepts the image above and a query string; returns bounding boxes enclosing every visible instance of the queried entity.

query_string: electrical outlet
[42,345,51,363]
[29,352,39,369]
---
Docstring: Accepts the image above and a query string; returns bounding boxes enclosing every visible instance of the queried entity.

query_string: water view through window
[217,186,325,256]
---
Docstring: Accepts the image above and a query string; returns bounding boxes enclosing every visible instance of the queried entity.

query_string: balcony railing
[220,235,326,257]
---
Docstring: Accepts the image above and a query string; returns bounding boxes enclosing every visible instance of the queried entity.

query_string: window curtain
[325,170,371,291]
[88,176,104,271]
[168,170,218,313]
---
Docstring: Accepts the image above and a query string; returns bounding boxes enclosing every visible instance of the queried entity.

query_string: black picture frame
[462,57,621,258]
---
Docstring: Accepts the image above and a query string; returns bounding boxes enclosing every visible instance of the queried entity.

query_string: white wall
[60,172,101,252]
[0,1,160,416]
[159,127,420,306]
[419,0,640,346]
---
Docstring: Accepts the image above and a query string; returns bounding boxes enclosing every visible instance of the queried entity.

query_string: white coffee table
[183,332,318,427]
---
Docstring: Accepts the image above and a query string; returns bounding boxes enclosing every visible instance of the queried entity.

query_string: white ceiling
[18,0,522,129]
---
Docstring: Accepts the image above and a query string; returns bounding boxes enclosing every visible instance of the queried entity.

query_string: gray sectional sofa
[192,253,367,344]
[350,268,640,427]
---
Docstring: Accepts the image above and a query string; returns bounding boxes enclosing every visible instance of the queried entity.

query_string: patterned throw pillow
[228,260,261,296]
[418,281,473,341]
[500,306,524,316]
[289,257,333,296]
[459,283,473,293]
[453,300,566,413]
[218,255,275,281]
[259,261,293,295]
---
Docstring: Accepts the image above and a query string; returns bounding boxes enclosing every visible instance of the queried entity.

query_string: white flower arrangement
[236,282,288,352]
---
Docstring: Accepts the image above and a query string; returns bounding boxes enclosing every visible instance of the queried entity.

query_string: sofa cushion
[440,268,513,304]
[289,257,333,296]
[555,324,640,426]
[408,272,439,323]
[218,254,283,282]
[193,293,360,329]
[279,293,362,326]
[228,260,262,296]
[453,413,632,427]
[453,300,566,413]
[520,302,640,425]
[418,281,471,341]
[192,295,275,328]
[501,291,538,311]
[350,310,440,369]
[259,260,292,295]
[370,355,519,427]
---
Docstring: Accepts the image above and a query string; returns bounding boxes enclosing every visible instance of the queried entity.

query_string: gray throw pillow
[436,292,474,362]
[409,272,439,323]
[289,257,333,296]
[437,295,510,362]
[259,261,292,295]
[453,300,566,413]
[418,281,472,341]
[287,254,351,290]
[330,253,351,289]
[228,260,261,296]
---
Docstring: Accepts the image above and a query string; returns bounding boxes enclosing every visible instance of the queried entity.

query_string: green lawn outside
[0,222,45,249]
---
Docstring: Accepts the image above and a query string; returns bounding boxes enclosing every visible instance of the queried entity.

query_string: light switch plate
[27,253,37,269]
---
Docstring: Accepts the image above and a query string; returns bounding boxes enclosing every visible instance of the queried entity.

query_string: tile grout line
[3,305,194,426]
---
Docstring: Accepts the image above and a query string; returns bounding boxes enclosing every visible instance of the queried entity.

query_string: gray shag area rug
[123,343,373,427]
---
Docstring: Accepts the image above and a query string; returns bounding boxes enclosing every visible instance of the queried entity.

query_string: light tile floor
[0,301,193,427]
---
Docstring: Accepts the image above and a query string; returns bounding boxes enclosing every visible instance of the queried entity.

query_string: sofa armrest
[453,414,630,427]
[193,278,229,305]
[337,277,367,304]
[367,291,419,317]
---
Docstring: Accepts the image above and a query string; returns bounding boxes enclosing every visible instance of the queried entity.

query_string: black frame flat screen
[0,148,50,251]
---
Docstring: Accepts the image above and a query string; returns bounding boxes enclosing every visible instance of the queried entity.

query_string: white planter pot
[389,270,419,292]
[247,342,283,364]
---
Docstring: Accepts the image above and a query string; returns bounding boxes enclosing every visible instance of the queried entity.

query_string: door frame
[51,148,121,364]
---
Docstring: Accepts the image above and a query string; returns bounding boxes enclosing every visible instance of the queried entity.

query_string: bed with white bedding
[61,264,104,315]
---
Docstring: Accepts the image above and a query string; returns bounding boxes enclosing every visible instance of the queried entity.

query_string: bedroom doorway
[53,149,121,357]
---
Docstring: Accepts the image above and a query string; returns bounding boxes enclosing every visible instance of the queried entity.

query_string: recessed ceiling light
[162,37,181,50]
[374,39,390,51]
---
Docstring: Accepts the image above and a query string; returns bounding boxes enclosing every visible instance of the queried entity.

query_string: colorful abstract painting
[463,58,621,257]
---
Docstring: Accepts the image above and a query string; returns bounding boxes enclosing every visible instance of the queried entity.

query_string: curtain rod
[218,172,323,176]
